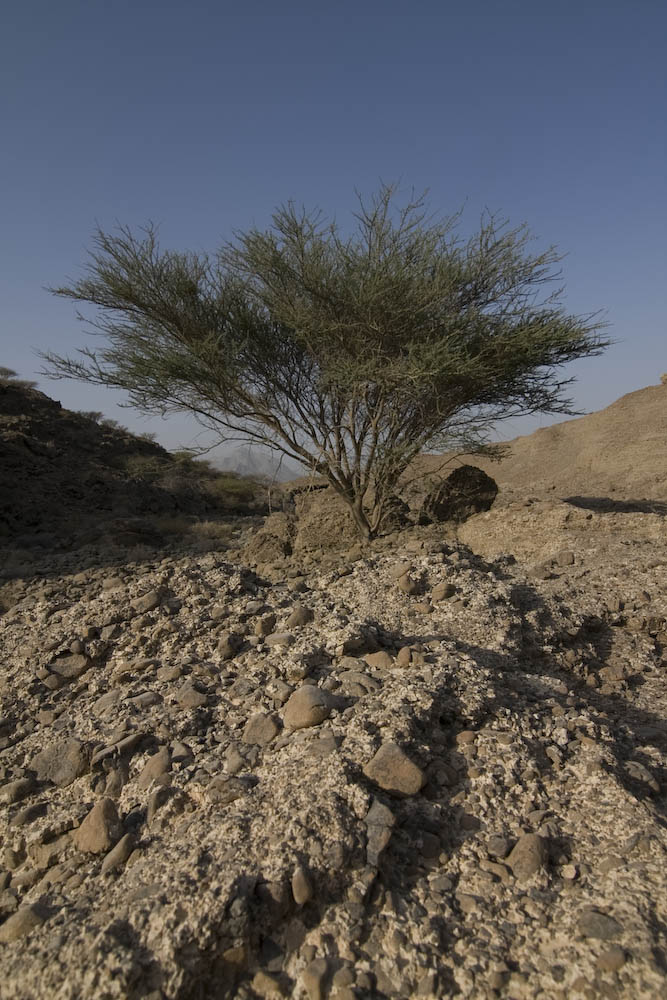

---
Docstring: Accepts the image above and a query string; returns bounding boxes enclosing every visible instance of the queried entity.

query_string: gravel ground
[0,501,665,1000]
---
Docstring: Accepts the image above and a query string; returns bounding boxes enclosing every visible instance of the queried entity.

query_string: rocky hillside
[417,382,667,504]
[0,383,665,999]
[0,380,264,551]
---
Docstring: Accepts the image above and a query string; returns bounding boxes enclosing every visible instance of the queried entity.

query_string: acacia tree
[42,185,608,541]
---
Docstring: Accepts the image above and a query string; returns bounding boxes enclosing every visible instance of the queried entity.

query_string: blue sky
[2,1,665,455]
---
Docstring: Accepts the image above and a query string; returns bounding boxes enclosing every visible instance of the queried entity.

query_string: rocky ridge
[0,381,263,550]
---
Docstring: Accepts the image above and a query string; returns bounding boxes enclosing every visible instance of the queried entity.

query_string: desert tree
[41,184,609,541]
[0,367,38,390]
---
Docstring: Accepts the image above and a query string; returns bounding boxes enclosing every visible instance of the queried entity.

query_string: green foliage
[204,473,257,505]
[75,410,129,434]
[0,367,38,390]
[76,409,105,423]
[120,449,260,508]
[121,454,167,482]
[41,184,609,540]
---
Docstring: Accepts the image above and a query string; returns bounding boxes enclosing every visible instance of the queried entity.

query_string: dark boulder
[420,465,498,524]
[378,494,412,533]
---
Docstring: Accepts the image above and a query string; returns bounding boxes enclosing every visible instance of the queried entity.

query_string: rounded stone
[506,833,548,880]
[137,746,171,789]
[291,864,313,905]
[283,686,333,729]
[73,797,122,854]
[131,589,161,614]
[101,833,135,875]
[363,742,425,797]
[242,712,280,746]
[596,946,626,971]
[363,650,394,670]
[286,604,314,627]
[265,632,295,647]
[432,581,456,601]
[578,909,623,940]
[0,903,48,943]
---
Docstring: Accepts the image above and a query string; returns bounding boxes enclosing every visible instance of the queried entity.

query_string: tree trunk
[349,498,373,543]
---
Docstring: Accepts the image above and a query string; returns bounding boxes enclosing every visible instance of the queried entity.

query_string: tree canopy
[42,184,609,540]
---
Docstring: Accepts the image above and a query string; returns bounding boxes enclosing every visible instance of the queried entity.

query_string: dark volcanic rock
[420,464,498,524]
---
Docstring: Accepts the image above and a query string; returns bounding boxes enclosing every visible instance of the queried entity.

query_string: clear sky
[2,0,665,456]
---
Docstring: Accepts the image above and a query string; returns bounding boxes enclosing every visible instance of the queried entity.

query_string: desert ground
[0,381,665,999]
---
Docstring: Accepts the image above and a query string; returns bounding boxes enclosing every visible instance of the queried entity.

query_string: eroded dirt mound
[458,495,667,565]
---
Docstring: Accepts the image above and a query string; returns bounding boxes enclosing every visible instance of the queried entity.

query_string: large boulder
[420,464,498,524]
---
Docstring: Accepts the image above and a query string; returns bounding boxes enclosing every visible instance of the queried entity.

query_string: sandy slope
[417,383,667,503]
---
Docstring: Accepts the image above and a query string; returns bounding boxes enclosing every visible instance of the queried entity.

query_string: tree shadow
[446,583,667,823]
[166,653,472,999]
[0,514,266,599]
[563,495,667,516]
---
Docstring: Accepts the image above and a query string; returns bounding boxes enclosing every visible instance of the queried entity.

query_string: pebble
[456,892,479,913]
[506,833,548,880]
[218,631,243,659]
[265,632,295,647]
[596,946,626,971]
[578,909,624,940]
[92,690,121,717]
[242,712,280,746]
[0,778,34,805]
[286,604,314,627]
[225,746,245,774]
[176,684,208,709]
[206,776,246,805]
[251,970,286,997]
[137,746,171,788]
[432,581,456,601]
[291,864,313,905]
[147,785,173,824]
[455,730,477,745]
[363,650,393,670]
[131,590,161,614]
[0,902,48,943]
[283,686,333,729]
[388,561,412,580]
[363,742,425,796]
[49,653,91,680]
[300,958,329,1000]
[365,797,396,865]
[73,797,122,854]
[397,575,419,595]
[100,833,135,875]
[254,614,277,637]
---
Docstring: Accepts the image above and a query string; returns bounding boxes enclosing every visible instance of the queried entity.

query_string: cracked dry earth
[0,503,665,1000]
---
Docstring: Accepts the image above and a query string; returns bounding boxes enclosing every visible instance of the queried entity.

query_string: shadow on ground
[564,496,667,516]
